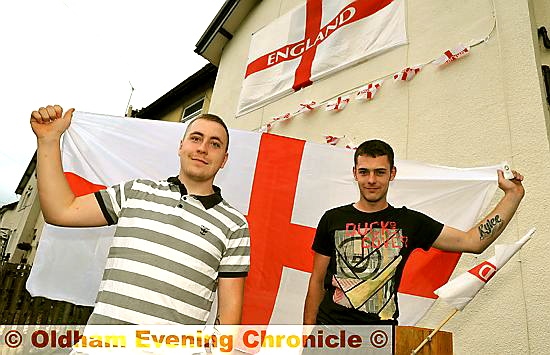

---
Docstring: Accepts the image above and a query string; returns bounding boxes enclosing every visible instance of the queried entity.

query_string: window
[181,98,205,123]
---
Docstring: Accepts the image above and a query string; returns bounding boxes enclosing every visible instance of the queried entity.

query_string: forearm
[36,137,77,224]
[303,252,330,324]
[468,190,524,253]
[216,302,243,325]
[303,281,325,325]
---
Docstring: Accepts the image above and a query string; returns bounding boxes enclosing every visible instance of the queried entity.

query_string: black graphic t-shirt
[312,204,443,325]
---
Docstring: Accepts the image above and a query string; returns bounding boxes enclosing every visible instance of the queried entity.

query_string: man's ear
[177,139,183,156]
[220,152,229,169]
[353,166,358,181]
[390,166,397,181]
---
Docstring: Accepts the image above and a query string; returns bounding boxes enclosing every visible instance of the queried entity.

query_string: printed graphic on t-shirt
[332,221,408,320]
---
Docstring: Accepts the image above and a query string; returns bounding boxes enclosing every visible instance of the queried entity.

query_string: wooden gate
[0,263,92,324]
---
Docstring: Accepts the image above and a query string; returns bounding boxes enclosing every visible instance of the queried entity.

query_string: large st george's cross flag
[26,112,499,325]
[237,0,407,115]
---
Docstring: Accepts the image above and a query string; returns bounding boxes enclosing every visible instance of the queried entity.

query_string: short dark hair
[184,113,230,151]
[354,139,395,168]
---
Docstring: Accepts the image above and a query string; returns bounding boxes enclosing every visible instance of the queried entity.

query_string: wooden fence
[0,263,92,324]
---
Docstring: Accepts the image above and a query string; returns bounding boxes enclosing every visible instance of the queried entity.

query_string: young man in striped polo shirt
[31,104,250,325]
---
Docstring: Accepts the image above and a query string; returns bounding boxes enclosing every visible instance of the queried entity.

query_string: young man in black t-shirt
[303,139,525,325]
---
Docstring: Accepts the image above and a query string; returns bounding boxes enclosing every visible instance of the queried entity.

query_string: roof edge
[195,0,240,58]
[15,151,37,196]
[132,63,217,119]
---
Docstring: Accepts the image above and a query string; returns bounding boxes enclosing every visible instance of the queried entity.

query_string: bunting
[432,44,470,66]
[323,135,344,145]
[256,40,481,143]
[325,96,350,111]
[393,65,423,81]
[297,101,318,114]
[356,80,383,101]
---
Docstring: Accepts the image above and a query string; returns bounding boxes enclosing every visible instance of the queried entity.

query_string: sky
[0,0,225,205]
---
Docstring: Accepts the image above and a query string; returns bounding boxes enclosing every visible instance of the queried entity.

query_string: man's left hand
[498,169,525,198]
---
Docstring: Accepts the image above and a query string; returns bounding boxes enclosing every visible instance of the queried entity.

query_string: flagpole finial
[517,227,536,244]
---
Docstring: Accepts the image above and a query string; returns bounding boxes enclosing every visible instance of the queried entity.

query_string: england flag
[27,111,500,326]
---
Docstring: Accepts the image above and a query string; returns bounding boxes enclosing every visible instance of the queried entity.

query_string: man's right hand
[30,105,74,141]
[32,104,108,228]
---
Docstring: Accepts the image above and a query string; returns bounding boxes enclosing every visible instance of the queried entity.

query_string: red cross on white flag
[237,0,407,116]
[434,228,535,311]
[297,100,318,114]
[324,135,342,145]
[356,80,384,101]
[432,44,470,66]
[27,112,500,326]
[393,65,422,81]
[325,95,350,111]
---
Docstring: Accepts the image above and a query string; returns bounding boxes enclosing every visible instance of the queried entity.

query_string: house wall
[208,0,550,353]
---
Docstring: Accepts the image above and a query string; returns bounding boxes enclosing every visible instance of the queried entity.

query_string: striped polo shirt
[87,176,250,325]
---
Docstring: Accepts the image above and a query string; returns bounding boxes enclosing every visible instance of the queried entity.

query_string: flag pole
[412,228,535,354]
[125,81,135,117]
[411,309,458,355]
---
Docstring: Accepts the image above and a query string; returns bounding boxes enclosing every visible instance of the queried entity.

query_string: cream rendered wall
[161,107,186,123]
[209,0,550,354]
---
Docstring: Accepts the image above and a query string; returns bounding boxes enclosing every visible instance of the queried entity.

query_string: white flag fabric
[432,44,470,66]
[297,101,318,114]
[356,80,383,101]
[258,123,273,133]
[393,65,422,81]
[325,95,350,111]
[237,0,407,116]
[434,228,535,311]
[323,135,342,145]
[27,112,500,325]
